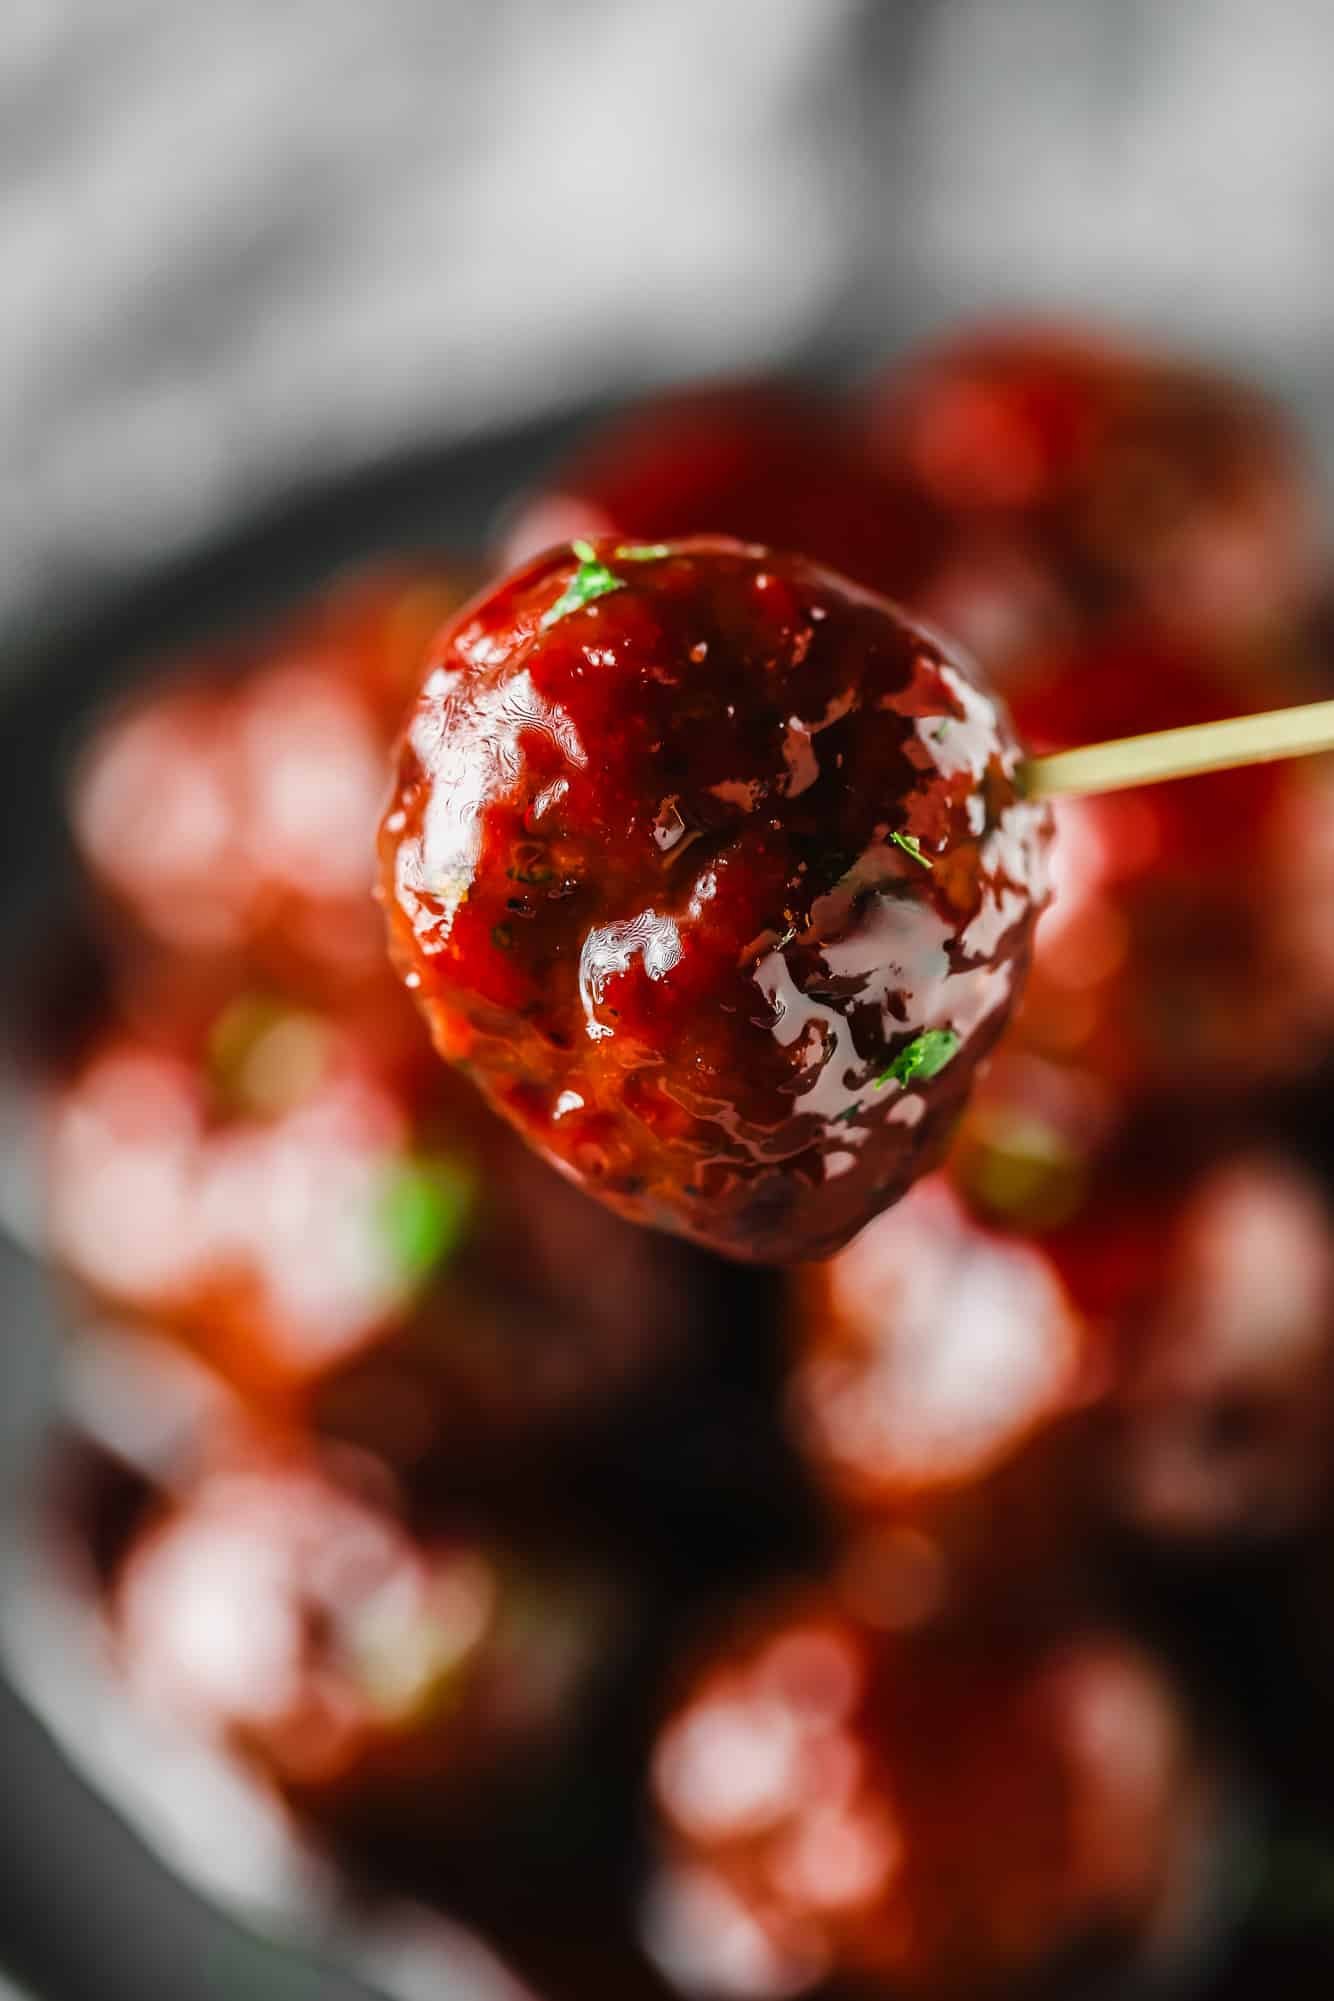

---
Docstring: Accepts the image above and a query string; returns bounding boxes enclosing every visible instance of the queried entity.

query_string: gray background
[5,0,1334,655]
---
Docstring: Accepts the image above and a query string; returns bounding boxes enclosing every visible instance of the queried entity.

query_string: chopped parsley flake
[876,1027,961,1090]
[491,923,514,951]
[890,831,933,869]
[541,543,625,628]
[379,1157,474,1283]
[614,542,672,562]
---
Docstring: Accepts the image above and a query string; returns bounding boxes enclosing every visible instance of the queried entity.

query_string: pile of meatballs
[20,326,1334,2001]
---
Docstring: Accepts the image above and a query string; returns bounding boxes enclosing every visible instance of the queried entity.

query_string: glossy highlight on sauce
[378,537,1052,1262]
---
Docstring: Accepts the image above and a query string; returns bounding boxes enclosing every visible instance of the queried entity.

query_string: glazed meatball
[499,381,930,603]
[952,1059,1334,1545]
[865,323,1319,682]
[1105,1152,1334,1544]
[789,1174,1103,1613]
[72,562,469,996]
[645,1600,1222,1999]
[379,537,1051,1263]
[44,976,694,1467]
[111,1444,615,1843]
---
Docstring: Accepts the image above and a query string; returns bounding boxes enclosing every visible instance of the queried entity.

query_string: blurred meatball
[1105,1152,1334,1545]
[864,324,1319,681]
[645,1599,1223,1999]
[788,1175,1105,1616]
[71,562,471,997]
[110,1441,617,1846]
[43,975,697,1474]
[953,1062,1334,1546]
[499,382,932,603]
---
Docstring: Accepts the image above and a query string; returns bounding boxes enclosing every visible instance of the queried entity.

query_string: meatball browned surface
[379,538,1051,1263]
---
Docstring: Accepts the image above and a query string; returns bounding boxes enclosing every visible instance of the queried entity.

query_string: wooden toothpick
[1022,697,1334,802]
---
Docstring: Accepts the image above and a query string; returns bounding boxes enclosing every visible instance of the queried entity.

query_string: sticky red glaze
[378,538,1051,1263]
[111,1443,613,1834]
[865,324,1319,681]
[647,1602,1218,1999]
[500,382,935,604]
[72,562,470,996]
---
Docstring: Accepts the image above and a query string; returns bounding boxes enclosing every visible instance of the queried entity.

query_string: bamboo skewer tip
[1021,696,1334,803]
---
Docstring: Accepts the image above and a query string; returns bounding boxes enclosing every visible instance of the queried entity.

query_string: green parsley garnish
[379,1157,474,1283]
[541,540,625,628]
[890,831,933,869]
[491,922,514,951]
[876,1027,960,1090]
[614,542,672,562]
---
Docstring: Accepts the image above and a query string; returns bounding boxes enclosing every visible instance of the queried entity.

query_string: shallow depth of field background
[6,0,1334,658]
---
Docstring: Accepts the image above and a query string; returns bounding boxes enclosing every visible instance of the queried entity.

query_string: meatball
[379,537,1051,1263]
[645,1601,1223,1999]
[789,1174,1103,1613]
[1006,633,1332,1100]
[1102,1152,1334,1545]
[43,975,694,1468]
[864,323,1319,683]
[499,381,931,603]
[111,1443,616,1844]
[72,562,469,996]
[952,1059,1334,1545]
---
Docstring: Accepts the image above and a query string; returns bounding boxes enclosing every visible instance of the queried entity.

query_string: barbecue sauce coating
[379,538,1050,1263]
